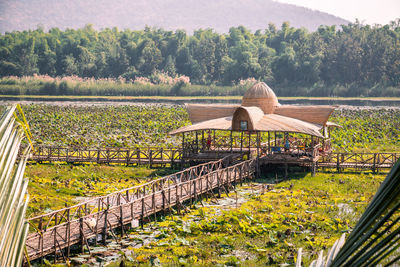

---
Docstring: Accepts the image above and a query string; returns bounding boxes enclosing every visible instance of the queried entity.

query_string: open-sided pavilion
[170,82,338,172]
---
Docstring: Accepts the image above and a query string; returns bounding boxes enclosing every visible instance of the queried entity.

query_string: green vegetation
[108,172,385,266]
[25,163,176,218]
[3,104,397,152]
[1,21,400,97]
[330,108,400,152]
[13,102,397,265]
[20,104,189,148]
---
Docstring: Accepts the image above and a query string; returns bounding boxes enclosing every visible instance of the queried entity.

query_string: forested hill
[0,0,348,33]
[1,22,400,97]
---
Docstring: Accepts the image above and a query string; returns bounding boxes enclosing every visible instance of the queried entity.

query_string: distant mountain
[0,0,349,33]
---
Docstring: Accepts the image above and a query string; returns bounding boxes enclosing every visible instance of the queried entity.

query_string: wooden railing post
[54,213,58,263]
[176,184,180,214]
[79,216,84,253]
[336,153,340,173]
[66,208,71,258]
[141,197,145,229]
[152,183,156,221]
[103,197,109,245]
[217,171,221,198]
[118,194,124,237]
[373,153,377,173]
[38,217,43,262]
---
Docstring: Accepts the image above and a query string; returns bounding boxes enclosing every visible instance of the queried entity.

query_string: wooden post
[126,149,130,166]
[152,183,156,221]
[217,171,221,198]
[230,131,233,152]
[311,162,316,177]
[119,194,124,236]
[176,184,180,214]
[240,131,243,152]
[79,217,84,253]
[181,133,185,168]
[373,153,377,173]
[206,174,209,200]
[66,208,71,258]
[141,197,145,229]
[137,149,141,165]
[103,197,109,244]
[162,189,166,214]
[201,130,205,151]
[256,132,260,158]
[149,150,153,168]
[336,153,340,173]
[54,213,58,263]
[268,131,270,153]
[194,180,197,203]
[195,131,198,153]
[213,130,216,149]
[168,187,171,215]
[39,217,44,263]
[248,131,251,155]
[377,153,380,173]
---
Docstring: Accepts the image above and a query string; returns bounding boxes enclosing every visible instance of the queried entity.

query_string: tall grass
[0,75,252,97]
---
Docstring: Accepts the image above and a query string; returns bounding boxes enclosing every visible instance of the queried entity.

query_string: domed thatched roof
[242,82,279,114]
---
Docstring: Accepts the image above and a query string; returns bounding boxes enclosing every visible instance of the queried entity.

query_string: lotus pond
[60,171,384,266]
[1,104,399,152]
[25,163,177,218]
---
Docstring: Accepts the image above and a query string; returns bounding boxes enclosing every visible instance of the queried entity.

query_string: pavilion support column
[248,131,251,157]
[284,163,288,179]
[256,132,260,158]
[230,131,233,152]
[311,162,316,177]
[181,133,185,169]
[202,130,205,151]
[268,131,270,154]
[240,131,243,153]
[256,132,261,179]
[213,130,216,149]
[195,131,198,153]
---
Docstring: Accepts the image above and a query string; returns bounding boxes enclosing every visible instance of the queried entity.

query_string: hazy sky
[276,0,400,25]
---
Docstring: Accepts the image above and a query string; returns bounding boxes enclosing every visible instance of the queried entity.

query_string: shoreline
[1,95,400,101]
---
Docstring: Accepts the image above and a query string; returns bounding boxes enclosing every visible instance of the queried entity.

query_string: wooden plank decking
[25,154,254,262]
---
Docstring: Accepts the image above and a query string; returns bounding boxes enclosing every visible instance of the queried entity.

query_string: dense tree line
[0,21,399,96]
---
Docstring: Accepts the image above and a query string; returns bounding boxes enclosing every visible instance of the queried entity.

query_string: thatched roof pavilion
[170,82,336,138]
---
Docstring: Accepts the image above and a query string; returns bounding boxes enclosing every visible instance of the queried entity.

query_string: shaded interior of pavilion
[170,82,339,164]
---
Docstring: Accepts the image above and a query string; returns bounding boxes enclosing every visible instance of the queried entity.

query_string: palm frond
[0,104,32,267]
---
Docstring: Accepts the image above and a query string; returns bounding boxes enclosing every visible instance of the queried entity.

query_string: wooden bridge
[317,152,399,172]
[25,154,254,262]
[27,146,182,167]
[23,145,399,262]
[25,145,399,172]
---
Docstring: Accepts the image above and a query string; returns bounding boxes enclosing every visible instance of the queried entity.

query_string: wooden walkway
[25,154,254,262]
[317,152,399,172]
[25,146,399,172]
[27,146,182,166]
[23,146,399,262]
